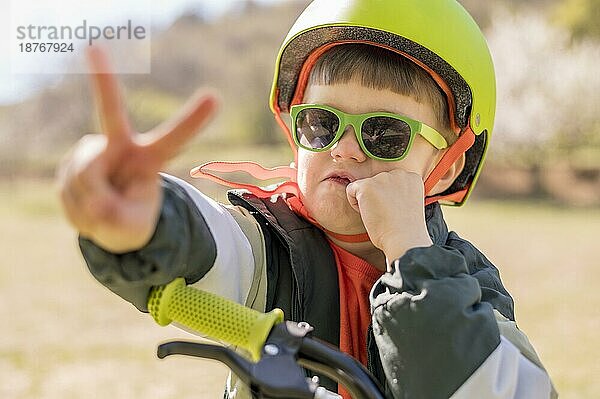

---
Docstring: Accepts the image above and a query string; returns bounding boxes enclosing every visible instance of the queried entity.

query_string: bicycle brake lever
[156,322,316,398]
[158,341,254,385]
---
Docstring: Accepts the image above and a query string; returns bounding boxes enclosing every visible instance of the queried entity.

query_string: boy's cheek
[383,152,439,181]
[296,150,321,190]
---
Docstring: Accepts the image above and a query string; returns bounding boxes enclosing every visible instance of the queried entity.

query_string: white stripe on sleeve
[451,336,552,399]
[162,174,255,305]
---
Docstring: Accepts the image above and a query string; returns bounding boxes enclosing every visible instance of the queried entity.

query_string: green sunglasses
[290,103,448,161]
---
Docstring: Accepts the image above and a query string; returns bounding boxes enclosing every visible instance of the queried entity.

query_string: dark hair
[308,44,455,143]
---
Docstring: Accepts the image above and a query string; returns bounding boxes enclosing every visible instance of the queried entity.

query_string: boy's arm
[369,245,556,399]
[79,174,260,312]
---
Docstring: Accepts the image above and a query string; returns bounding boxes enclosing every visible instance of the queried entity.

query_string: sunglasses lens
[295,108,339,150]
[361,117,412,159]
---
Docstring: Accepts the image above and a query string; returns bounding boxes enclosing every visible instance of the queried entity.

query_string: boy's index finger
[146,91,219,163]
[86,46,131,142]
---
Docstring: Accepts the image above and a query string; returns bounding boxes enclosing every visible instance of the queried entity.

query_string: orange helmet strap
[424,127,476,204]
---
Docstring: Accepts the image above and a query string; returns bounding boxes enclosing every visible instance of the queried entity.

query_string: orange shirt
[329,241,384,398]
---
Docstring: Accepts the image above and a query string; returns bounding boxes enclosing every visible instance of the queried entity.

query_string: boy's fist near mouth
[345,169,433,266]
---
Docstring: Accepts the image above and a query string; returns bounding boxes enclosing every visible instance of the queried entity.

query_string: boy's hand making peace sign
[57,47,218,253]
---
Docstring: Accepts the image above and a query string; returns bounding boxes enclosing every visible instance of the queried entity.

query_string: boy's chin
[303,189,365,231]
[312,204,365,234]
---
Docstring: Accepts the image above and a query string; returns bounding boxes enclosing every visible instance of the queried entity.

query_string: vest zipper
[290,272,302,322]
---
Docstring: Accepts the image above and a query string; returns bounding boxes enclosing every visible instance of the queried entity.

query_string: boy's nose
[330,126,367,162]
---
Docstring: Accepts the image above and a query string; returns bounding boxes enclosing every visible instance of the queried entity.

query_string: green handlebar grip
[147,278,284,361]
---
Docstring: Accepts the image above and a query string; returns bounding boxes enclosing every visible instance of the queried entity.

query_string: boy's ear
[429,153,466,196]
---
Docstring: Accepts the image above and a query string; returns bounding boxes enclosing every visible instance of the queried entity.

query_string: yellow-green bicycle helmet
[269,0,496,206]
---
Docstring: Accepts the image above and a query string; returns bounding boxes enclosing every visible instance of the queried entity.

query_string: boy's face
[296,78,445,235]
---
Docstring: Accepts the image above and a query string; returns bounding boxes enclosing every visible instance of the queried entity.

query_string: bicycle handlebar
[148,278,385,398]
[147,278,284,361]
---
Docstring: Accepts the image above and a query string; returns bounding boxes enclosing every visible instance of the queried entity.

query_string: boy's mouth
[324,172,356,186]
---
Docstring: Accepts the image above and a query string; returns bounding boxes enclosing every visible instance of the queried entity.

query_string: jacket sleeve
[79,174,258,312]
[369,245,555,399]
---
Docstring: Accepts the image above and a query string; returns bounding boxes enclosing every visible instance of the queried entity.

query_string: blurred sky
[0,0,285,105]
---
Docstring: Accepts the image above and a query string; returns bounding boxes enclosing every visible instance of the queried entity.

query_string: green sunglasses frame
[290,103,448,162]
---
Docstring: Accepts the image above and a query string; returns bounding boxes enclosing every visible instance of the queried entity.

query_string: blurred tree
[460,0,558,29]
[487,7,600,162]
[554,0,600,40]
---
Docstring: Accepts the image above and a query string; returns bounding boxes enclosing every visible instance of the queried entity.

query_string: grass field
[0,178,598,398]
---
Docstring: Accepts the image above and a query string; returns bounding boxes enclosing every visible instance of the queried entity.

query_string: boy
[58,0,557,397]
